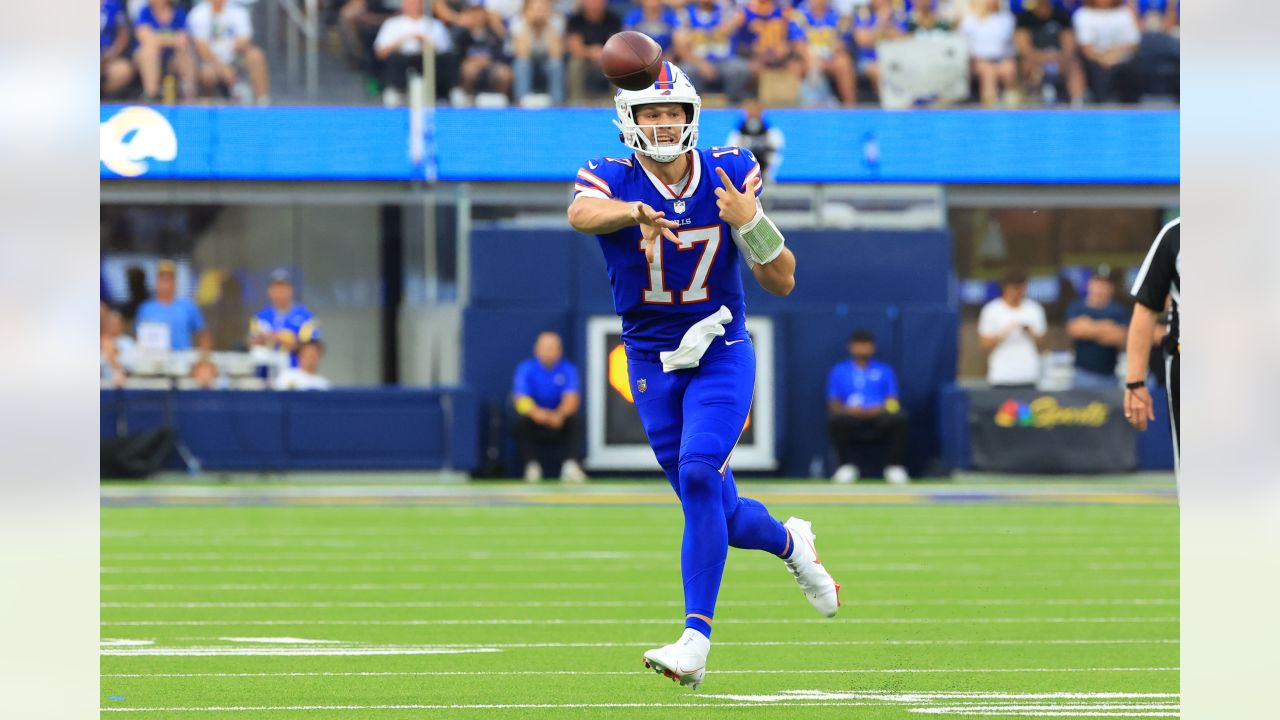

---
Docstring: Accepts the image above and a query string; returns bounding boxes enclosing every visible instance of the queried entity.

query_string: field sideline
[101,479,1179,718]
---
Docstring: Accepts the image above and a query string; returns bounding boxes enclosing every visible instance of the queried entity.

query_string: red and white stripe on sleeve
[574,166,612,200]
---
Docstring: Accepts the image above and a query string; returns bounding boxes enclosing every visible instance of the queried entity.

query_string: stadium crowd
[100,262,330,391]
[103,0,1178,108]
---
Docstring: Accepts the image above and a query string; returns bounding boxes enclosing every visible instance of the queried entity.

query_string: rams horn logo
[100,106,178,177]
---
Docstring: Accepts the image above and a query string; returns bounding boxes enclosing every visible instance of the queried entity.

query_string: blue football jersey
[573,147,764,355]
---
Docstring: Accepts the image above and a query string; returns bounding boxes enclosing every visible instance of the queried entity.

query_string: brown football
[601,31,664,92]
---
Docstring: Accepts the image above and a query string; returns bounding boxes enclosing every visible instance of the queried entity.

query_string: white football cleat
[643,628,709,689]
[832,464,859,484]
[560,459,588,484]
[523,461,542,483]
[783,517,841,617]
[885,465,910,484]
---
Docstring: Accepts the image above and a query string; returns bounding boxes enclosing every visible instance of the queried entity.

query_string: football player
[566,62,840,689]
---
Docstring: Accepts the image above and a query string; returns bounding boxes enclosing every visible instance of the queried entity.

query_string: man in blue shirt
[1066,266,1128,389]
[249,269,320,367]
[512,331,586,483]
[134,260,210,353]
[825,329,908,484]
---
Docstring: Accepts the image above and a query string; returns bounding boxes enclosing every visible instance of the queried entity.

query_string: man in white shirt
[188,0,270,104]
[273,341,333,391]
[977,270,1047,387]
[373,0,456,106]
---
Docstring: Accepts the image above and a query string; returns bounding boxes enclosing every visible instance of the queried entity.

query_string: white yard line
[99,578,1179,591]
[103,667,1180,678]
[100,598,1178,609]
[100,616,1179,627]
[102,547,1176,561]
[100,638,1177,654]
[100,702,892,712]
[102,562,1179,574]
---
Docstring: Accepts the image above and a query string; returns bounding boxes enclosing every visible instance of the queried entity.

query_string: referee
[1124,217,1180,466]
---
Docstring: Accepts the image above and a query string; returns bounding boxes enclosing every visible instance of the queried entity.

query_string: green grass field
[101,482,1179,718]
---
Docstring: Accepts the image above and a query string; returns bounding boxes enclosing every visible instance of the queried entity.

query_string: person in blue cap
[249,269,319,366]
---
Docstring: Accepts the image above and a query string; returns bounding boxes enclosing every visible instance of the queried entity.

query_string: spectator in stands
[1131,0,1178,36]
[187,0,271,105]
[566,0,622,104]
[101,309,135,387]
[851,0,908,99]
[725,98,784,184]
[135,260,212,353]
[338,0,396,73]
[1066,266,1128,389]
[959,0,1019,107]
[978,270,1046,388]
[485,0,528,29]
[908,1,955,36]
[826,329,910,485]
[726,0,808,105]
[1130,0,1178,101]
[134,0,197,102]
[793,0,857,107]
[1015,0,1086,107]
[512,0,567,106]
[101,1,136,98]
[436,0,505,35]
[624,0,681,57]
[673,0,733,97]
[1073,0,1141,103]
[511,331,586,483]
[120,265,151,328]
[188,357,229,390]
[373,0,456,107]
[249,269,320,367]
[274,341,333,391]
[455,4,513,102]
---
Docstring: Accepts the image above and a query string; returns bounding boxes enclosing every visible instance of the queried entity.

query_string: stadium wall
[101,388,478,471]
[463,228,957,477]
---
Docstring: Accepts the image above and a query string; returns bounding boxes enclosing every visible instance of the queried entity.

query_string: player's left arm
[712,164,795,297]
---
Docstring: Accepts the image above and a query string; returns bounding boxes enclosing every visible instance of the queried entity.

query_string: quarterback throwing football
[567,62,841,689]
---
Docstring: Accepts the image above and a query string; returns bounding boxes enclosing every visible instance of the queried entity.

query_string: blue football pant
[627,338,790,638]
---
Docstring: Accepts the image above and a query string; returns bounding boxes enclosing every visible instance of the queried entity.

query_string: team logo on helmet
[653,62,676,95]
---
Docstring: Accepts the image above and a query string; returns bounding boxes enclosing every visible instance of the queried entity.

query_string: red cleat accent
[835,582,842,608]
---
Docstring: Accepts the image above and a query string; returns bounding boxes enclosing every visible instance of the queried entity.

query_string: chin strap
[732,205,785,267]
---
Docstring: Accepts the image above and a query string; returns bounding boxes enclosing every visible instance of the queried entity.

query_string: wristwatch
[1125,380,1145,391]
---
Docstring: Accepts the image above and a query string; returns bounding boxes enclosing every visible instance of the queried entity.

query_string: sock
[678,459,727,640]
[721,468,791,557]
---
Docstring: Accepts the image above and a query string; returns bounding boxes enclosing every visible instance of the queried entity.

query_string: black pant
[513,412,583,466]
[1165,352,1179,463]
[827,412,908,467]
[1084,57,1141,103]
[382,52,458,100]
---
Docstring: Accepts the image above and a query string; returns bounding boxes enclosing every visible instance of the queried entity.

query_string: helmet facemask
[613,62,702,164]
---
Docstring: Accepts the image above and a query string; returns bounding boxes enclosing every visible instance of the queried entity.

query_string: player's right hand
[632,203,680,264]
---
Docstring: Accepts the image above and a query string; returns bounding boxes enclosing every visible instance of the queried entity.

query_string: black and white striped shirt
[1131,217,1180,353]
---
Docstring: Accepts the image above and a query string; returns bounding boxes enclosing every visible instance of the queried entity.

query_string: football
[601,31,664,92]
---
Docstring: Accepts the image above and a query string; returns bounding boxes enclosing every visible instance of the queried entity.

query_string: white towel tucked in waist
[659,305,733,373]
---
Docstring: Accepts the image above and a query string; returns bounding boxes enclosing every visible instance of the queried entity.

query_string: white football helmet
[614,61,702,164]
